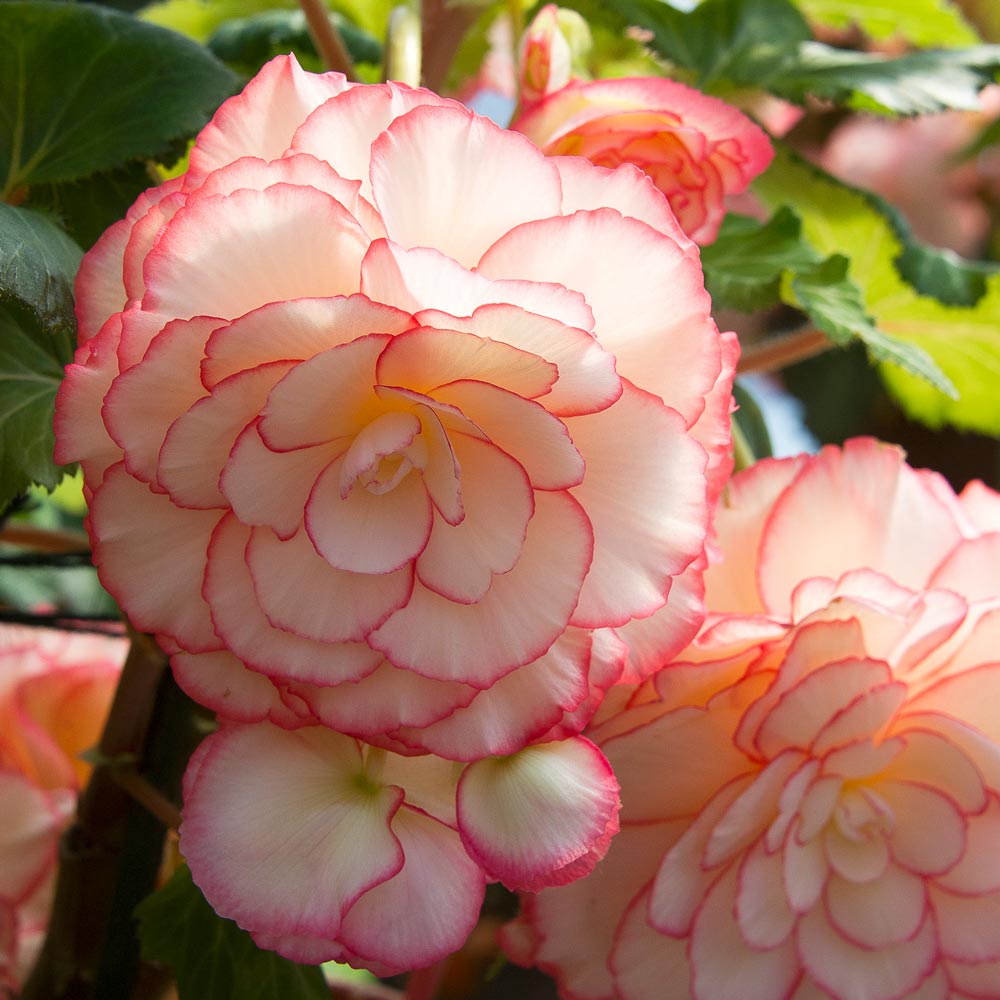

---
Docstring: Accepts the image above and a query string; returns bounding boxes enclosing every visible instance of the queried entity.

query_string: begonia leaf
[0,1,237,194]
[774,43,1000,114]
[136,865,330,1000]
[793,0,980,48]
[732,380,774,461]
[593,0,811,88]
[0,203,80,507]
[28,161,156,251]
[701,208,821,312]
[755,145,1000,433]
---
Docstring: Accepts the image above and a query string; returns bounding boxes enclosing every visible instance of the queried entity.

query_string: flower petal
[569,383,710,627]
[337,805,486,974]
[180,722,404,938]
[457,737,619,891]
[370,104,563,267]
[90,464,222,652]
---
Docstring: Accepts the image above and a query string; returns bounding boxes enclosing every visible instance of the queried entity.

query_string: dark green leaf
[137,865,331,1000]
[772,42,1000,114]
[0,202,82,335]
[591,0,810,87]
[702,208,821,312]
[895,241,997,307]
[0,203,80,505]
[28,160,157,251]
[791,256,958,397]
[0,1,238,193]
[0,303,74,507]
[732,379,773,461]
[207,10,382,72]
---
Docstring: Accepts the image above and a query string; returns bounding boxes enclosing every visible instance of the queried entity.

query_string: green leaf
[0,202,81,506]
[754,144,1000,432]
[207,10,382,73]
[732,379,774,462]
[701,208,822,312]
[895,241,997,307]
[0,2,238,194]
[793,0,980,48]
[772,42,1000,114]
[0,304,75,508]
[28,160,157,251]
[137,865,331,1000]
[0,202,82,333]
[790,256,957,396]
[592,0,811,87]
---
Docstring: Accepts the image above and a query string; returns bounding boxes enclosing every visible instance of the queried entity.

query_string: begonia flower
[179,721,618,970]
[510,76,774,243]
[0,626,125,991]
[54,54,734,761]
[504,439,1000,1000]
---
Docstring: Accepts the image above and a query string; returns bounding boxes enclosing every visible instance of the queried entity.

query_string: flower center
[338,411,428,498]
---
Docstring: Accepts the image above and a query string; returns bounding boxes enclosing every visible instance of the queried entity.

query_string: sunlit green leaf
[755,144,1000,433]
[0,1,237,194]
[137,866,330,1000]
[794,0,979,47]
[790,256,957,396]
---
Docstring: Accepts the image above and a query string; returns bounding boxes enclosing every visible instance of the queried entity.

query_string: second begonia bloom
[505,439,1000,1000]
[511,75,774,244]
[54,54,734,762]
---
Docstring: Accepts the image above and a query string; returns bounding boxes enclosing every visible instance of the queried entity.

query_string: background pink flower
[511,76,774,243]
[504,439,1000,1000]
[0,626,125,991]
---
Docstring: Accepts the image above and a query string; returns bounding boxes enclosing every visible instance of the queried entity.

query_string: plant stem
[420,0,478,91]
[298,0,357,79]
[731,415,756,473]
[21,632,201,1000]
[385,5,422,86]
[737,327,832,376]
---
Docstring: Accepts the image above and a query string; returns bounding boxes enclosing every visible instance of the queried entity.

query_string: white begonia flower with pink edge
[53,53,732,969]
[0,626,125,992]
[503,438,1000,1000]
[54,54,734,760]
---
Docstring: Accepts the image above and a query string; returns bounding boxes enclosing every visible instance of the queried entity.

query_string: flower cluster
[505,438,1000,1000]
[55,55,735,969]
[0,626,124,991]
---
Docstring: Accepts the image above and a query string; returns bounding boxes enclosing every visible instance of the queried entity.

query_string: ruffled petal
[369,490,593,685]
[89,464,222,652]
[568,382,709,627]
